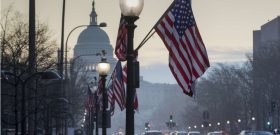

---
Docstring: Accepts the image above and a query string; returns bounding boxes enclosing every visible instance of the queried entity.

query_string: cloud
[207,45,252,62]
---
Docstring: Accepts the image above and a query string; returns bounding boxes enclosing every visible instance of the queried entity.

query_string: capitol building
[73,1,117,77]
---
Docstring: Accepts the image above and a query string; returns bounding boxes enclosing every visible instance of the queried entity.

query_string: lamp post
[1,71,61,135]
[119,0,144,134]
[251,117,256,130]
[97,57,110,135]
[95,91,99,135]
[87,78,98,135]
[217,122,220,130]
[91,77,99,135]
[237,119,241,132]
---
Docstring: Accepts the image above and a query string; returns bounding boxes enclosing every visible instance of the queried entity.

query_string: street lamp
[88,77,99,135]
[227,120,230,124]
[119,0,144,134]
[237,119,242,132]
[97,57,110,135]
[217,122,220,130]
[251,117,255,121]
[1,71,60,135]
[238,119,241,123]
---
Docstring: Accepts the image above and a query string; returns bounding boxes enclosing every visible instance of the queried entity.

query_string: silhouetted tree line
[1,8,91,135]
[182,42,280,134]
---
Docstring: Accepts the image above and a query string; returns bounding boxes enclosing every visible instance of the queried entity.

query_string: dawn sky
[1,0,280,83]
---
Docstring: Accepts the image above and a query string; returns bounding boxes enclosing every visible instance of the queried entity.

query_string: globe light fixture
[238,119,241,123]
[252,117,255,121]
[188,126,191,129]
[217,122,221,126]
[227,120,230,124]
[201,124,204,128]
[97,58,110,76]
[194,125,197,129]
[119,0,144,16]
[209,123,212,127]
[267,121,271,125]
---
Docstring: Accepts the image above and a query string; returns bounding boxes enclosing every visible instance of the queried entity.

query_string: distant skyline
[1,0,280,83]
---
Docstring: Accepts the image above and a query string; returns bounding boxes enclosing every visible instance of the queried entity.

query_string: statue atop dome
[90,0,97,25]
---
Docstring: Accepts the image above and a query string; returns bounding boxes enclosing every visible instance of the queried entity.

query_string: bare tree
[1,8,57,73]
[1,8,58,134]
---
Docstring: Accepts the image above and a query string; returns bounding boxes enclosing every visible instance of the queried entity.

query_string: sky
[1,0,280,83]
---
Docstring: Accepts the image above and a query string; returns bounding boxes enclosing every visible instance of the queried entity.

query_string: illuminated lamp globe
[97,58,110,76]
[119,0,144,16]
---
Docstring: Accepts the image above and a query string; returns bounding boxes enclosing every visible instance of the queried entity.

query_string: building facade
[253,16,280,130]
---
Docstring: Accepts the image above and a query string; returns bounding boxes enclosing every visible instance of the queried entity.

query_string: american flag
[111,61,126,110]
[122,63,139,110]
[115,15,127,61]
[107,84,115,115]
[85,85,94,110]
[154,0,210,96]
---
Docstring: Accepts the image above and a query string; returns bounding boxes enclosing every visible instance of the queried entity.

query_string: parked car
[187,131,201,135]
[175,131,187,135]
[207,131,228,135]
[239,130,274,135]
[143,130,163,135]
[274,129,280,135]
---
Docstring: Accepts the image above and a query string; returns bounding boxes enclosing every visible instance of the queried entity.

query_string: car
[175,131,187,135]
[207,131,228,135]
[239,130,274,135]
[274,129,280,135]
[143,130,163,135]
[187,131,201,135]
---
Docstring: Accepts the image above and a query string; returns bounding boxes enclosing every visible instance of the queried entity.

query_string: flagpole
[135,30,155,51]
[135,0,176,51]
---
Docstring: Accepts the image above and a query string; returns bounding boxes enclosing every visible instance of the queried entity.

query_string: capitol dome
[77,26,110,44]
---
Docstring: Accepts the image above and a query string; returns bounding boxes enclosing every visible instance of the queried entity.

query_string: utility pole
[28,0,36,135]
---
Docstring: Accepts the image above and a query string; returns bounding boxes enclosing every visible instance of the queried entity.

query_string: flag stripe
[115,15,127,61]
[156,22,192,85]
[157,18,193,80]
